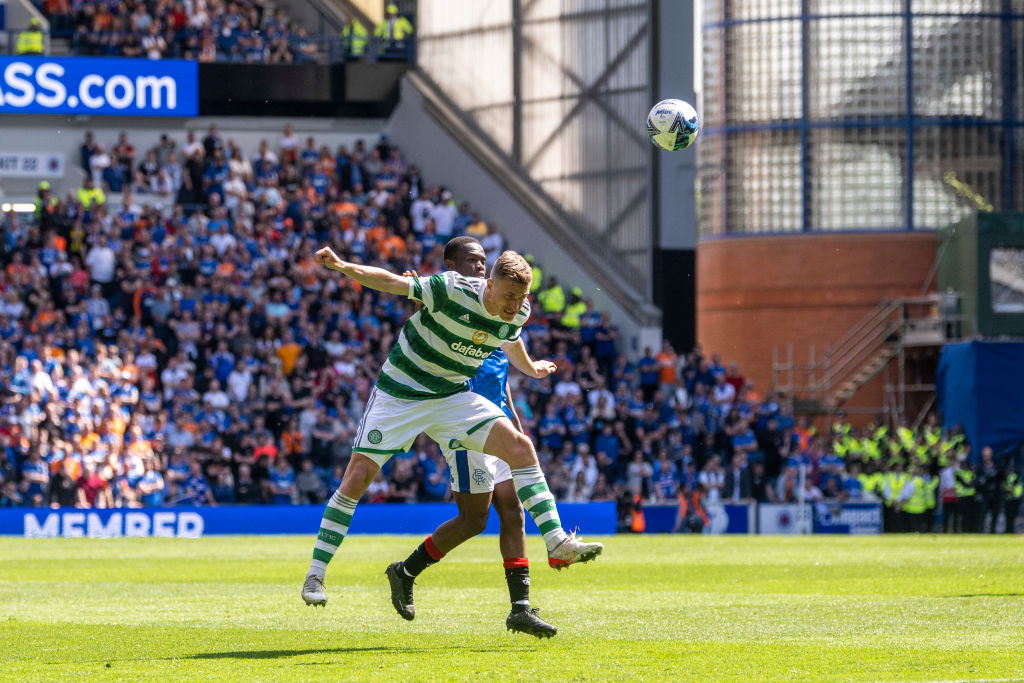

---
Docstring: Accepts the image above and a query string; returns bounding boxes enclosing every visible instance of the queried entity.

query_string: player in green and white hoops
[301,246,603,607]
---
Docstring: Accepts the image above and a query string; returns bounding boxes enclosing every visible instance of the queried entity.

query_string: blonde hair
[490,250,532,287]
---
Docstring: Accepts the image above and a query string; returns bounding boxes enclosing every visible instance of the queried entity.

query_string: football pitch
[1,534,1022,682]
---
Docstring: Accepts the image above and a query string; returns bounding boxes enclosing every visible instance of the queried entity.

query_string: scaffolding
[772,293,963,427]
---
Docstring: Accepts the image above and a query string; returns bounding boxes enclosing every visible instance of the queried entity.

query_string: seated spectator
[295,458,325,504]
[269,457,296,505]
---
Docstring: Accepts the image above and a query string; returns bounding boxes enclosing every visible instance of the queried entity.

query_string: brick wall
[696,232,937,419]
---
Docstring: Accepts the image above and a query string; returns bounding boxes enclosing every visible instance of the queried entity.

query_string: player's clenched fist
[530,360,557,379]
[315,247,345,272]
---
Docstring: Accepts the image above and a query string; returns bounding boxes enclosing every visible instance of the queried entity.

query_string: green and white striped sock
[308,491,358,577]
[512,465,568,551]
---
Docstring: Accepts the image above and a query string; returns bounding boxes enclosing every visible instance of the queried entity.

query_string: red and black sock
[402,535,445,577]
[504,557,530,612]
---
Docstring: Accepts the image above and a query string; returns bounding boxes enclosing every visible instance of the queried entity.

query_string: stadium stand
[41,0,414,63]
[0,122,1017,534]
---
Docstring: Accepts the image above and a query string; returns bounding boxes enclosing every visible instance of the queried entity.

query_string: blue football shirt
[468,349,514,421]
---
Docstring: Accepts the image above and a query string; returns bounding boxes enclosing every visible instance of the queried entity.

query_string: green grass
[1,534,1023,681]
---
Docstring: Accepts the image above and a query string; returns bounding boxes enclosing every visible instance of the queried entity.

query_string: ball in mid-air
[646,99,699,151]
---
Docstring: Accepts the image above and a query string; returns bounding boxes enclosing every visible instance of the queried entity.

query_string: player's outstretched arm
[502,338,556,379]
[315,246,411,296]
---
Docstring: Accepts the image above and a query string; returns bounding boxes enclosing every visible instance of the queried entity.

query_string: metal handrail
[824,294,946,399]
[824,314,900,389]
[825,298,893,364]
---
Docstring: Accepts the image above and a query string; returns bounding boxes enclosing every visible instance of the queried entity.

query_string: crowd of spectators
[40,0,413,64]
[0,120,1019,535]
[0,121,538,510]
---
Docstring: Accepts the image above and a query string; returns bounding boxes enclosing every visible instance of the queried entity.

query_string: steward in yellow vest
[561,289,587,329]
[341,19,369,57]
[17,19,45,56]
[1003,471,1022,535]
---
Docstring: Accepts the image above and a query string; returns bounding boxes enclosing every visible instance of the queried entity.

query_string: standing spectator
[699,454,725,503]
[89,144,112,187]
[976,447,1001,533]
[723,452,752,504]
[1003,464,1022,534]
[16,18,46,56]
[80,131,97,173]
[142,23,167,59]
[626,450,653,500]
[651,455,679,504]
[341,16,368,58]
[656,340,678,395]
[374,4,414,48]
[637,347,659,402]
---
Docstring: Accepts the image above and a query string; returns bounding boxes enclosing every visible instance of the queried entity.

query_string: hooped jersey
[376,271,529,401]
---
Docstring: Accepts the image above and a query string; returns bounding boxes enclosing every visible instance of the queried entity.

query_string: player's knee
[340,456,378,495]
[508,432,537,468]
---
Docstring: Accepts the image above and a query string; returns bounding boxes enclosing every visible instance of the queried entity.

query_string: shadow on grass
[939,593,1024,598]
[183,645,521,660]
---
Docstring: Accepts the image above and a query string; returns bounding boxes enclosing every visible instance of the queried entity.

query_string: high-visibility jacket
[374,16,414,41]
[902,476,929,514]
[858,473,879,498]
[537,284,565,314]
[884,472,908,505]
[954,468,976,498]
[561,301,587,329]
[16,29,44,55]
[897,426,915,451]
[530,265,542,294]
[926,477,939,510]
[1005,472,1023,501]
[861,438,881,461]
[341,21,368,55]
[77,186,106,208]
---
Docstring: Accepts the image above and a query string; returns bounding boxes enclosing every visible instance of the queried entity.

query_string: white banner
[0,152,64,178]
[757,503,813,535]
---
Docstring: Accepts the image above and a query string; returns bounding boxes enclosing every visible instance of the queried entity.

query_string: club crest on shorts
[498,323,510,339]
[472,468,488,486]
[367,429,383,445]
[472,330,487,344]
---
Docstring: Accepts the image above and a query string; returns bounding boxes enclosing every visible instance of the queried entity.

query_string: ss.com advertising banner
[0,56,197,117]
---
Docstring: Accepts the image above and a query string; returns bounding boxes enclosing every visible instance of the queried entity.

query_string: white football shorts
[351,387,507,468]
[444,446,512,495]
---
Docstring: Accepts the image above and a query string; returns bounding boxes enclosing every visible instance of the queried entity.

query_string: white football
[646,99,699,151]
